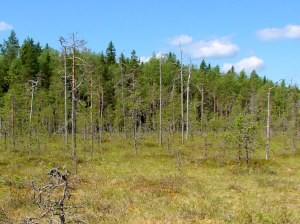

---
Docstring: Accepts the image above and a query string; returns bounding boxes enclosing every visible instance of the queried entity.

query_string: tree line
[0,31,299,159]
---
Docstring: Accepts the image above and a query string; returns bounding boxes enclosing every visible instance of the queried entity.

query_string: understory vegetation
[0,134,299,223]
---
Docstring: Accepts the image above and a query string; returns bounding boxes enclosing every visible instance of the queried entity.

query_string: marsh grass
[0,133,299,223]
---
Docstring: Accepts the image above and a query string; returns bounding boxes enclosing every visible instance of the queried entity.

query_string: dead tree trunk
[180,45,184,144]
[186,62,191,140]
[71,34,76,160]
[64,47,68,150]
[59,38,69,150]
[59,34,86,171]
[28,80,38,153]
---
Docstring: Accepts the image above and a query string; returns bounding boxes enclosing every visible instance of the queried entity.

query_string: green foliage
[106,41,116,65]
[0,31,298,158]
[0,30,19,61]
[38,44,58,89]
[225,113,259,165]
[19,37,41,81]
[0,30,19,95]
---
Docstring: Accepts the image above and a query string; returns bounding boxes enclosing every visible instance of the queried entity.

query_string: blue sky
[1,0,300,85]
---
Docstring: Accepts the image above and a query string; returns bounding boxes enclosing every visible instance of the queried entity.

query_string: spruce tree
[106,41,116,65]
[0,30,19,94]
[19,38,41,81]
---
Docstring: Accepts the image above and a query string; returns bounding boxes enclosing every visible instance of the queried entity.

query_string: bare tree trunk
[69,34,78,175]
[59,38,69,150]
[59,33,85,170]
[180,45,184,144]
[29,80,38,153]
[63,47,68,150]
[266,89,271,160]
[186,62,191,140]
[29,84,34,152]
[171,81,176,144]
[71,34,76,159]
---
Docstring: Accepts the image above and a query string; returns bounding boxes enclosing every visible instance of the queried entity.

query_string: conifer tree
[19,38,41,81]
[106,41,116,65]
[0,30,19,94]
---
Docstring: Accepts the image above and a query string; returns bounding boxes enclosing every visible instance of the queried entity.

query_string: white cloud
[156,52,169,59]
[140,52,168,63]
[222,56,264,73]
[168,34,239,59]
[184,39,239,58]
[0,21,13,31]
[169,35,193,46]
[139,56,151,63]
[257,24,300,40]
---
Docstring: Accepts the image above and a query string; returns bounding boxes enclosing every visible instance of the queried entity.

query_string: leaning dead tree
[22,167,84,224]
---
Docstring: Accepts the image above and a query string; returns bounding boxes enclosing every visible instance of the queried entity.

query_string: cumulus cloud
[184,39,239,59]
[139,56,151,63]
[169,35,193,45]
[257,24,300,40]
[222,56,264,73]
[0,21,13,31]
[168,34,239,59]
